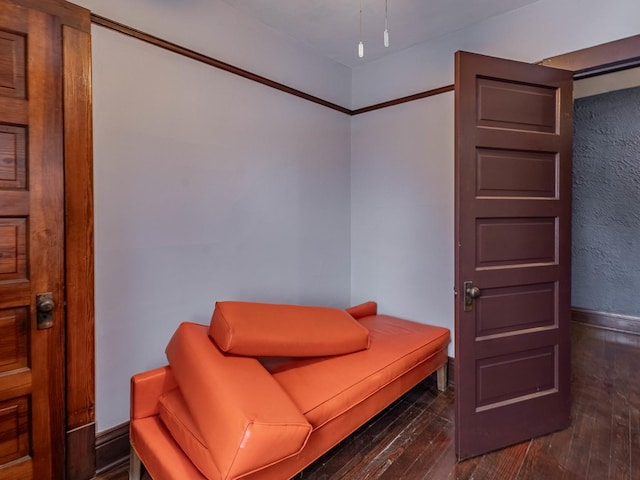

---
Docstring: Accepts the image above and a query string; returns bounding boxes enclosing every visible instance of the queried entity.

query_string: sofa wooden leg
[436,363,447,392]
[129,447,142,480]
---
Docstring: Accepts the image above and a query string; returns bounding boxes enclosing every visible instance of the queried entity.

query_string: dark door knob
[463,281,481,312]
[37,297,55,313]
[36,292,55,329]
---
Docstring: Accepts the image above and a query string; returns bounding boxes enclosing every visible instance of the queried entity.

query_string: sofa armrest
[131,366,178,420]
[165,322,312,480]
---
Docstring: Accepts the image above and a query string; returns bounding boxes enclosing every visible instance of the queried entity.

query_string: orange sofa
[129,301,450,480]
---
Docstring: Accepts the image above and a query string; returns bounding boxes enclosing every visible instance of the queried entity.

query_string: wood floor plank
[379,389,456,479]
[330,402,439,478]
[561,399,596,478]
[295,397,410,478]
[469,441,529,480]
[630,398,639,479]
[406,423,461,480]
[377,413,450,479]
[303,381,440,479]
[608,331,632,480]
[585,385,614,479]
[630,337,640,480]
[516,434,565,480]
[443,453,481,479]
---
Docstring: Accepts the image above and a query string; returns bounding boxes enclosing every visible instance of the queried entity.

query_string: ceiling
[219,0,542,68]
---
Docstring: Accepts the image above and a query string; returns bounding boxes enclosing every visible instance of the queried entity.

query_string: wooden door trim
[62,21,95,480]
[8,1,94,479]
[540,34,640,78]
[13,0,89,31]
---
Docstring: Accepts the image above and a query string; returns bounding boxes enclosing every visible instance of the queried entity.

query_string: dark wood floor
[98,322,639,479]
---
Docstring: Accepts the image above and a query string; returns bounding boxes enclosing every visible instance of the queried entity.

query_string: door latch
[36,292,55,329]
[463,281,481,312]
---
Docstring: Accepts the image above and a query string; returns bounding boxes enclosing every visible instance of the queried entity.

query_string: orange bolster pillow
[166,322,312,479]
[210,301,370,357]
[345,301,378,319]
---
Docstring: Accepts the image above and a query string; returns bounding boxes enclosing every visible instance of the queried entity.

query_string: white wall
[351,94,454,342]
[90,25,351,431]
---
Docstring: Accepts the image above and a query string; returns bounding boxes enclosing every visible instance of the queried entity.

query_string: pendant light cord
[359,0,363,42]
[385,0,388,30]
[384,0,389,47]
[358,0,364,57]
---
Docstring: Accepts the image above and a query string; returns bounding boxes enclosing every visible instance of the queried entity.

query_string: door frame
[61,11,95,480]
[10,0,94,479]
[539,35,640,78]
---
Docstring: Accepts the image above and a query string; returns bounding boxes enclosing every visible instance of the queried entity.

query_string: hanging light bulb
[383,0,389,47]
[358,0,364,58]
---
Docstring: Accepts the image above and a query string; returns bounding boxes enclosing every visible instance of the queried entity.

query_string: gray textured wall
[572,86,640,316]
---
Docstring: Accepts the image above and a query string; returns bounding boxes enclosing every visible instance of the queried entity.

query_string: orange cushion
[166,323,312,479]
[159,388,219,479]
[209,302,370,357]
[261,315,450,429]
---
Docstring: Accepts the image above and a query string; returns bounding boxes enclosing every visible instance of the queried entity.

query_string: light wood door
[0,1,65,478]
[454,51,573,459]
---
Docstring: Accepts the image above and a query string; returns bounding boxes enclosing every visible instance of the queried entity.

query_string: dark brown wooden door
[454,51,573,459]
[0,1,65,479]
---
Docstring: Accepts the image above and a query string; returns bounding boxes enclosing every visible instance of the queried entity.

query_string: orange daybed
[129,301,450,480]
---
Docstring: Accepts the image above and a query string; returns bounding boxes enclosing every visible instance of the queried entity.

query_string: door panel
[476,77,558,133]
[0,396,29,464]
[0,219,27,278]
[476,217,557,267]
[476,282,556,337]
[0,1,65,479]
[454,51,573,459]
[476,345,556,408]
[476,149,557,198]
[0,29,25,98]
[0,308,28,372]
